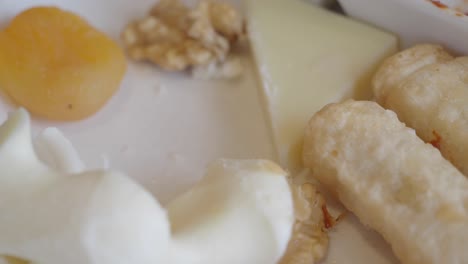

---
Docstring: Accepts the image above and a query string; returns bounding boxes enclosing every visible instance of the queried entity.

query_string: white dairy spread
[168,159,294,264]
[0,109,294,264]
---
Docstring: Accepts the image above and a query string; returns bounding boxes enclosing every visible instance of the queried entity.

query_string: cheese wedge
[246,0,398,171]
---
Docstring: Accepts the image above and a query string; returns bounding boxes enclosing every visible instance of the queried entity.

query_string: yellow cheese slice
[246,0,398,172]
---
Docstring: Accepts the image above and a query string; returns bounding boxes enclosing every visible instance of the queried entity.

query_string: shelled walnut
[280,183,330,264]
[121,0,244,78]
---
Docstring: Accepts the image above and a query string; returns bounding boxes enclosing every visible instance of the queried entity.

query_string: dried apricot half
[0,7,127,121]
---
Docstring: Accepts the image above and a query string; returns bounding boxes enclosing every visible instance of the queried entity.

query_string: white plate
[0,1,399,263]
[339,0,468,54]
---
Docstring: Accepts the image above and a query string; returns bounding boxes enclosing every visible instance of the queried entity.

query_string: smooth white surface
[167,159,294,264]
[0,110,295,264]
[0,0,400,263]
[339,0,468,54]
[0,109,171,264]
[34,127,86,174]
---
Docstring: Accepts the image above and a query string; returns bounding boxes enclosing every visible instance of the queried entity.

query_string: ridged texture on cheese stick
[372,44,453,102]
[303,100,468,264]
[374,47,468,176]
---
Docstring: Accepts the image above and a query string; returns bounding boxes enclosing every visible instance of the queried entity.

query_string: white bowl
[338,0,468,54]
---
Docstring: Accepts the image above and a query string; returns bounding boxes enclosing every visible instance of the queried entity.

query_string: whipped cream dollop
[0,109,294,264]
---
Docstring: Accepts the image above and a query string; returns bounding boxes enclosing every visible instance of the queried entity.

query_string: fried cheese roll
[303,100,468,264]
[374,50,468,176]
[372,44,453,102]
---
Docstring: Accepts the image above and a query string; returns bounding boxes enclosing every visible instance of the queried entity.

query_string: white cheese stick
[303,100,468,264]
[372,44,453,102]
[373,45,468,176]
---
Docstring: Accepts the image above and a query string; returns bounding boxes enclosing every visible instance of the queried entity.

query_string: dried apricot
[3,256,29,264]
[0,7,127,121]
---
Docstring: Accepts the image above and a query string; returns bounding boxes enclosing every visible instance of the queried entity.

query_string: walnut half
[121,0,244,77]
[279,183,330,264]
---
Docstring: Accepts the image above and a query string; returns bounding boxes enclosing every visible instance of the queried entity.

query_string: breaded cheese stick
[372,44,453,102]
[303,100,468,264]
[374,54,468,176]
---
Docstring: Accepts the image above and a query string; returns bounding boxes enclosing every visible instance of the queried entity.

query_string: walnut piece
[191,56,243,79]
[121,0,244,76]
[280,183,330,264]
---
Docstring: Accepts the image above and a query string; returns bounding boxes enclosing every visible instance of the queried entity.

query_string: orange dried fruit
[0,6,127,121]
[3,256,29,264]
